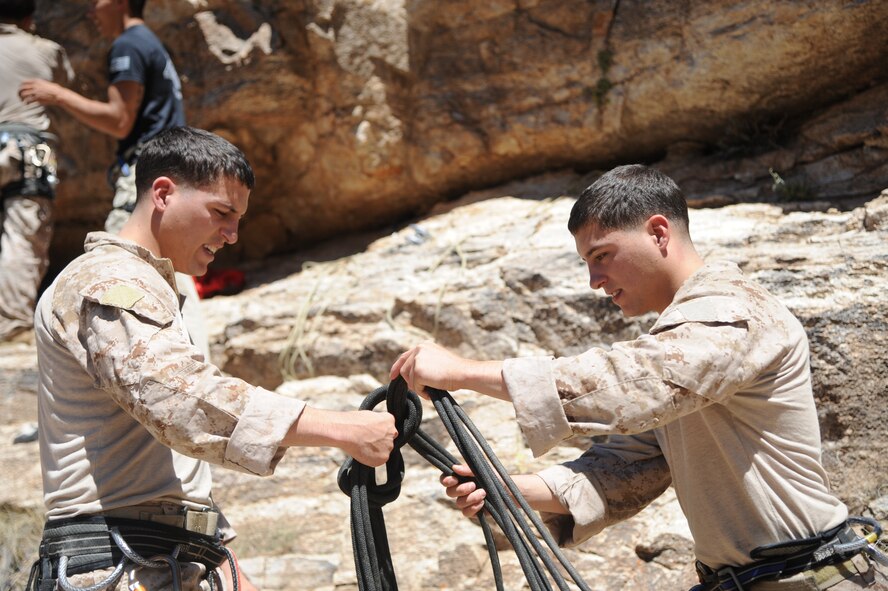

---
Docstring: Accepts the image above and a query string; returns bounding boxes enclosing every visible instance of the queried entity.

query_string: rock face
[2,180,887,589]
[33,0,888,270]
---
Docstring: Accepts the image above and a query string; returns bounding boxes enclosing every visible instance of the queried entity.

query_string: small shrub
[769,168,816,202]
[716,115,787,158]
[0,505,43,591]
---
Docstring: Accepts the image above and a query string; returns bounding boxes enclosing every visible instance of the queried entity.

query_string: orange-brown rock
[36,1,888,271]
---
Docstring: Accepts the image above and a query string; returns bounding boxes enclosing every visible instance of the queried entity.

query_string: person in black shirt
[20,0,213,360]
[20,0,185,232]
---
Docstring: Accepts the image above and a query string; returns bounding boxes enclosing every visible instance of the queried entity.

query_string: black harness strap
[0,124,58,200]
[693,517,885,591]
[28,515,230,591]
[337,377,593,591]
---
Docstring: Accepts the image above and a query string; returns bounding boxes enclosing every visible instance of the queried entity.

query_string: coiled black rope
[337,377,593,591]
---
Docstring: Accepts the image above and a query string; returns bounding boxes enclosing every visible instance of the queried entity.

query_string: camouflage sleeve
[535,431,672,547]
[80,281,305,476]
[505,316,756,456]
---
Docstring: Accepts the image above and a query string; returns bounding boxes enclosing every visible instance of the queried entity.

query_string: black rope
[337,377,593,591]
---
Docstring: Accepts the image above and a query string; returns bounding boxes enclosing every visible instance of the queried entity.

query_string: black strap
[106,142,143,190]
[695,519,878,591]
[30,515,228,591]
[1,178,54,200]
[337,377,594,591]
[1,127,56,200]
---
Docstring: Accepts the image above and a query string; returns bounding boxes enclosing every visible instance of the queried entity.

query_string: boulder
[32,0,888,270]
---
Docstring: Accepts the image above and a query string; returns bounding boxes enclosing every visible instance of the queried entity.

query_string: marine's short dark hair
[0,0,35,20]
[136,126,255,198]
[568,164,690,235]
[128,0,146,18]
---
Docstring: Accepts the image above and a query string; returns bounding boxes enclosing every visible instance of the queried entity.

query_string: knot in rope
[337,378,423,509]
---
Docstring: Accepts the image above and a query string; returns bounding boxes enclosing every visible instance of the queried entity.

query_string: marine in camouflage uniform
[393,165,887,591]
[30,127,397,591]
[0,0,72,341]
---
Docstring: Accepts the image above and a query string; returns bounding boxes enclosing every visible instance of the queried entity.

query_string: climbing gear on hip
[338,376,594,591]
[106,143,142,193]
[26,514,238,591]
[0,124,59,200]
[692,516,887,590]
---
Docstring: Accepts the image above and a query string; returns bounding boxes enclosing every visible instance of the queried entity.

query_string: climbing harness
[692,516,888,591]
[337,377,594,591]
[27,515,238,591]
[0,124,59,200]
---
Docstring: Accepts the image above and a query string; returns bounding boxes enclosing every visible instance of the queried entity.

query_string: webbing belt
[28,515,232,591]
[694,517,887,591]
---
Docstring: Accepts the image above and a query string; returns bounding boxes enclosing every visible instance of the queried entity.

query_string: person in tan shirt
[31,127,397,591]
[391,165,887,590]
[0,0,72,341]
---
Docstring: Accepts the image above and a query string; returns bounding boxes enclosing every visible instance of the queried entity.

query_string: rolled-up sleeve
[536,432,672,547]
[503,356,572,457]
[83,296,304,476]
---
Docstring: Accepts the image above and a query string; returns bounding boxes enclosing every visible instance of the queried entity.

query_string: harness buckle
[184,509,218,536]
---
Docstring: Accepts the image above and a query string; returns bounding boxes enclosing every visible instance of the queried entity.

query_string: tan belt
[99,502,219,536]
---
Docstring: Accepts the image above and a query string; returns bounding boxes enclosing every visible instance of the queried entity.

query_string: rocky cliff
[33,0,888,270]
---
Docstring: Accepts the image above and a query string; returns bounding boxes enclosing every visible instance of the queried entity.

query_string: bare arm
[283,405,398,468]
[19,79,142,140]
[441,464,569,517]
[390,341,510,401]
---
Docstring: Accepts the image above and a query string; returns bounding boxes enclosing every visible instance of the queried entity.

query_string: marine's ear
[150,176,177,211]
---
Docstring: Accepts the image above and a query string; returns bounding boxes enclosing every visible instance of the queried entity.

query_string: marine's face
[89,0,124,40]
[158,176,249,277]
[573,220,670,317]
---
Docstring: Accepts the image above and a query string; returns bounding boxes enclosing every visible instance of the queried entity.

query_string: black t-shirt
[108,24,185,159]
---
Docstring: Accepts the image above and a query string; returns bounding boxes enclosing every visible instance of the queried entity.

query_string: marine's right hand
[285,406,397,467]
[340,409,398,467]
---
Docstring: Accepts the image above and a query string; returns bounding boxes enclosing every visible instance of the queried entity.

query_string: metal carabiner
[57,555,126,591]
[110,528,183,591]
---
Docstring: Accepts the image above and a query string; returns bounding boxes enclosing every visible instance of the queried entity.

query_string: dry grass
[0,505,43,591]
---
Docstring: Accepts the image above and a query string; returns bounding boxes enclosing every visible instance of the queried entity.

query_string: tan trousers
[104,166,211,360]
[0,193,53,341]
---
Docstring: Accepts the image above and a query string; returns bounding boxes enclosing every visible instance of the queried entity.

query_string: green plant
[597,49,614,73]
[768,168,816,202]
[716,115,787,158]
[592,77,613,108]
[592,49,614,108]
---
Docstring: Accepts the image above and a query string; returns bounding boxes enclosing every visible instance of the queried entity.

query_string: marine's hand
[286,406,397,467]
[390,342,510,401]
[341,409,398,468]
[19,79,62,106]
[390,341,468,398]
[441,464,487,517]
